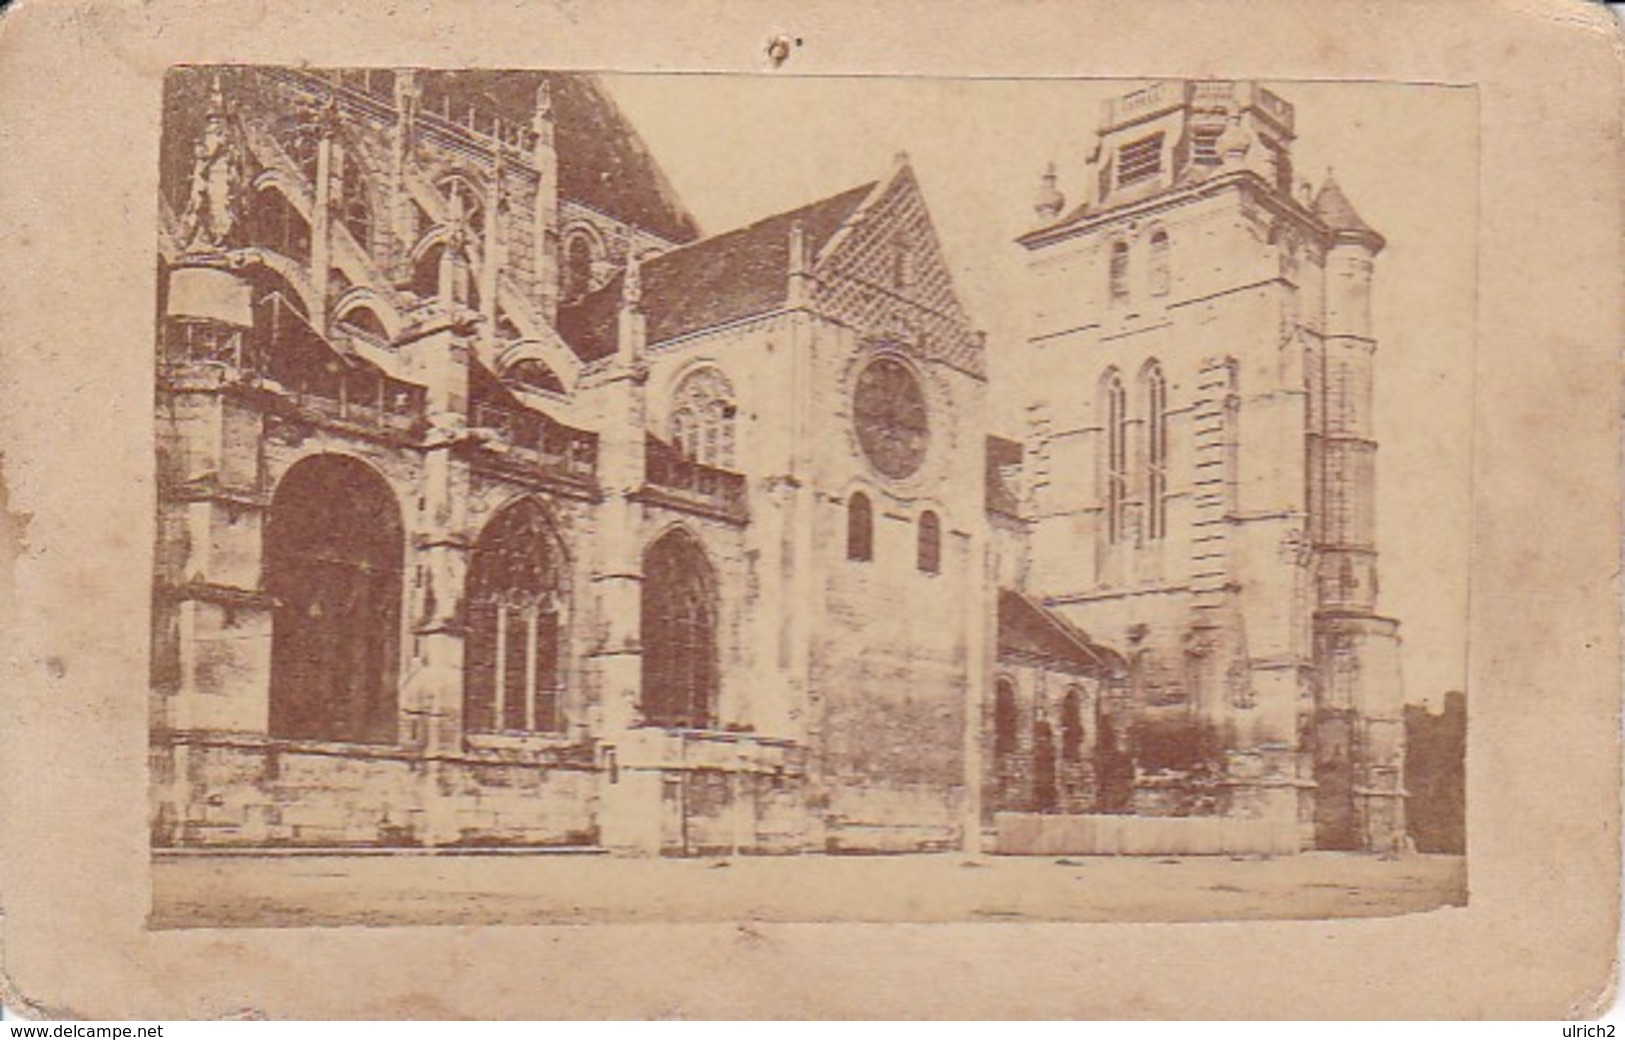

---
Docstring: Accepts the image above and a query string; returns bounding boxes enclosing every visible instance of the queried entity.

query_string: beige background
[0,0,1617,1019]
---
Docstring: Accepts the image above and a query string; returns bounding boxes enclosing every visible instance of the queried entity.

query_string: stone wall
[1404,692,1465,854]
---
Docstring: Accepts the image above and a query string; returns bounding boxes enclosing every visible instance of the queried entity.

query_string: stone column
[396,312,476,844]
[591,264,656,853]
[1313,226,1405,852]
[531,80,560,325]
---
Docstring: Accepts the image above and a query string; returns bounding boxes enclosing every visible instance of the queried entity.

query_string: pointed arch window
[917,510,942,574]
[1144,362,1169,540]
[641,530,719,730]
[847,491,874,562]
[1109,240,1130,304]
[1060,687,1085,763]
[1103,371,1129,543]
[266,454,403,745]
[1149,229,1171,297]
[670,367,737,468]
[562,231,594,304]
[464,498,568,734]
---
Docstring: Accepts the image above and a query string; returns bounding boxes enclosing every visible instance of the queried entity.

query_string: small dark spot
[46,656,66,679]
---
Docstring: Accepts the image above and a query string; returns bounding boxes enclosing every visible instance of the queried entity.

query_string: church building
[150,69,1404,856]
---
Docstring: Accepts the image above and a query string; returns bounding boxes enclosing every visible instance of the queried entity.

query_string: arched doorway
[265,454,404,744]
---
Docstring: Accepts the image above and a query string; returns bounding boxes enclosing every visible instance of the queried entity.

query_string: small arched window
[562,232,594,304]
[917,510,941,574]
[1103,370,1129,544]
[1109,240,1130,304]
[669,367,737,468]
[464,498,568,734]
[641,529,719,730]
[1149,229,1171,297]
[266,454,403,745]
[847,492,874,562]
[1144,362,1168,540]
[1060,687,1085,762]
[994,678,1019,759]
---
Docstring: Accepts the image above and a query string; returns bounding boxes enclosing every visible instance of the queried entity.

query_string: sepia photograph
[2,0,1618,1020]
[148,66,1472,928]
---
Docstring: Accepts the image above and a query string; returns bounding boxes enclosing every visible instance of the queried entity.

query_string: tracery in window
[464,498,567,734]
[641,529,719,730]
[266,454,403,745]
[669,367,737,468]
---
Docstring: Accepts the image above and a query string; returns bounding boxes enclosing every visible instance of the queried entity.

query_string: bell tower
[1018,80,1404,852]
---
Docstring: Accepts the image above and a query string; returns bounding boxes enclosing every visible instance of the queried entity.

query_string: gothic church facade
[151,69,1403,856]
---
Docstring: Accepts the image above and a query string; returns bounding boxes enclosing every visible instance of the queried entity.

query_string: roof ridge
[646,178,880,267]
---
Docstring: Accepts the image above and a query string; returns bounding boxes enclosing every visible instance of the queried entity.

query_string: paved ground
[150,850,1466,928]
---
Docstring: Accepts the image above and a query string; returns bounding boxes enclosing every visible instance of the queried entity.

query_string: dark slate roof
[997,590,1121,676]
[1312,174,1384,249]
[985,435,1024,519]
[420,71,701,245]
[558,181,877,361]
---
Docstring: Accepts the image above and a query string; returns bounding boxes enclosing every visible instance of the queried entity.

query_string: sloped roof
[997,590,1121,676]
[159,68,702,249]
[419,71,701,245]
[557,181,876,361]
[1312,173,1384,250]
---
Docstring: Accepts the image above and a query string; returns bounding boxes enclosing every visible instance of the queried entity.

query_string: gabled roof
[997,590,1122,677]
[557,181,876,361]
